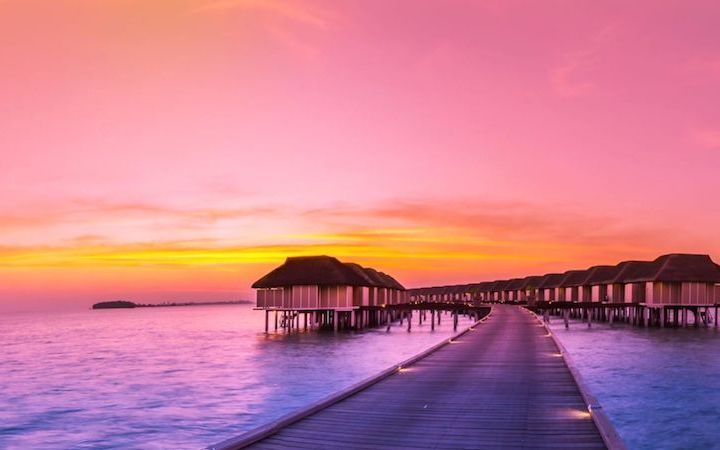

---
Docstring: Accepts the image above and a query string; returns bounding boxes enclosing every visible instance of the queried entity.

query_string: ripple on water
[549,319,720,450]
[0,305,474,449]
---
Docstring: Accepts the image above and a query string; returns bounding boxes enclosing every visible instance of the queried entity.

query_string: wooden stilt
[265,310,269,333]
[431,310,435,331]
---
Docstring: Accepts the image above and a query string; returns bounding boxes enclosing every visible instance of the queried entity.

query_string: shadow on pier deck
[211,305,618,450]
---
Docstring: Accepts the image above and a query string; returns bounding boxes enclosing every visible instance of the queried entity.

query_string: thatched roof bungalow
[253,256,406,310]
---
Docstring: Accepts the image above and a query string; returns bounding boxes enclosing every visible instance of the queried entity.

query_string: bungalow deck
[210,305,618,449]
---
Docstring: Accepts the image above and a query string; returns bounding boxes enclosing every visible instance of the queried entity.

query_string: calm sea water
[549,317,720,450]
[0,305,473,449]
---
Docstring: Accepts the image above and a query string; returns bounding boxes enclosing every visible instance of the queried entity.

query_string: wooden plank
[211,305,614,449]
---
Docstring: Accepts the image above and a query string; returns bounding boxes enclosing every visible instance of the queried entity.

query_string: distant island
[92,300,252,309]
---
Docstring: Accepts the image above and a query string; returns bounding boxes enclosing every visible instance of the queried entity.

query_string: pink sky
[1,0,719,312]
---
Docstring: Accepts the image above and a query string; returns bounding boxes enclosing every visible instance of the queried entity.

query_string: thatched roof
[403,253,720,295]
[622,254,720,283]
[252,256,371,288]
[520,276,544,290]
[378,271,406,290]
[344,263,383,287]
[505,278,525,290]
[558,270,589,287]
[537,273,565,289]
[252,256,406,289]
[584,265,624,285]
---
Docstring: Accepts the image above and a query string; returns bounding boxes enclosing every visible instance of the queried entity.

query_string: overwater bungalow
[490,280,509,302]
[537,273,564,301]
[253,255,407,331]
[583,264,624,302]
[520,275,544,303]
[556,270,587,302]
[504,278,525,303]
[621,254,720,306]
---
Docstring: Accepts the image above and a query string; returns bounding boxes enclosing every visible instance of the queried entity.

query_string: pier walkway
[217,305,608,449]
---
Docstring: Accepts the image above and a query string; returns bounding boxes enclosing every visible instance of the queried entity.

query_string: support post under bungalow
[304,312,308,331]
[431,310,435,331]
[265,310,269,333]
[333,310,339,332]
[386,312,391,332]
[274,311,278,331]
[407,312,412,332]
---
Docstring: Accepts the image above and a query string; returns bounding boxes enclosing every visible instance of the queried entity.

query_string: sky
[1,0,719,312]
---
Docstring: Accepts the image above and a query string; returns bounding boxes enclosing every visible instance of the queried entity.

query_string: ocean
[549,316,720,450]
[0,304,473,449]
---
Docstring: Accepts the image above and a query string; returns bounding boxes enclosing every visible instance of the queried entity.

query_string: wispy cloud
[190,0,332,59]
[550,24,619,97]
[192,0,329,28]
[0,197,706,282]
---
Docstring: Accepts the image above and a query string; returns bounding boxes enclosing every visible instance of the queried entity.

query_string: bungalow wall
[319,285,353,308]
[353,286,370,307]
[377,288,387,306]
[565,286,579,302]
[538,288,555,301]
[368,287,377,306]
[256,287,292,308]
[644,282,681,305]
[555,288,566,302]
[580,286,592,302]
[680,282,715,305]
[609,284,625,302]
[624,283,645,303]
[590,285,608,302]
[290,285,320,309]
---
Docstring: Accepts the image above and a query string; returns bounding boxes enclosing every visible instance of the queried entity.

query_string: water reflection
[549,318,720,450]
[0,306,473,449]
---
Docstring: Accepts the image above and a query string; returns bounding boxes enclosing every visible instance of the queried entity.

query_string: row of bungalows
[254,255,408,310]
[408,254,720,308]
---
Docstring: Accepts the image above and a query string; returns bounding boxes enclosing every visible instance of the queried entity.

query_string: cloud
[550,23,619,97]
[189,0,332,59]
[192,0,329,28]
[0,196,707,280]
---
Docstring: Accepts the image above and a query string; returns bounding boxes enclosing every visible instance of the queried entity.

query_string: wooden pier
[211,305,620,449]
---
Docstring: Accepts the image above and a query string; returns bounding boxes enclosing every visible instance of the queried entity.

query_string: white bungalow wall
[590,285,608,302]
[646,282,715,305]
[291,285,319,309]
[319,285,353,308]
[624,283,645,303]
